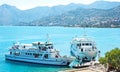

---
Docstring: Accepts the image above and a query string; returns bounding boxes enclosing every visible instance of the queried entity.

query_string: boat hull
[5,54,69,66]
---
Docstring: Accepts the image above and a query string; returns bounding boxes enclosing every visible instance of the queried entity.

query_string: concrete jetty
[59,63,106,72]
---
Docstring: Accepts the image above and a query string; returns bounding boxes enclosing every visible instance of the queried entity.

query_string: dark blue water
[0,26,120,72]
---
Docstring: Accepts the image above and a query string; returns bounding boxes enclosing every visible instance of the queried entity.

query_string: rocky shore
[59,63,106,72]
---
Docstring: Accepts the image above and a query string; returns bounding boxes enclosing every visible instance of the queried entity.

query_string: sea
[0,26,120,72]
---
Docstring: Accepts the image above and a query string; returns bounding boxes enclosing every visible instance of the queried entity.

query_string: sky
[0,0,120,10]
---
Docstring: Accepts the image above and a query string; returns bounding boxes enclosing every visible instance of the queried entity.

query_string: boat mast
[46,34,50,42]
[83,26,87,36]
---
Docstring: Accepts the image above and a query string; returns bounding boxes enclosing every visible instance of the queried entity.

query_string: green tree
[99,57,107,64]
[99,48,120,72]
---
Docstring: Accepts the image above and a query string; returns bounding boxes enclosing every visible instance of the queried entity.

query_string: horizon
[0,0,120,10]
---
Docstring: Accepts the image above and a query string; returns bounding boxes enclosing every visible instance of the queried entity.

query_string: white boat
[69,34,98,67]
[5,41,72,66]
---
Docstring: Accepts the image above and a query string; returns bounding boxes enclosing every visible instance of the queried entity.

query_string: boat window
[39,54,42,56]
[46,44,52,46]
[51,46,53,49]
[42,47,46,51]
[23,45,25,48]
[82,43,84,46]
[48,47,51,49]
[14,52,20,56]
[34,54,39,58]
[80,43,81,46]
[92,57,95,60]
[86,43,89,46]
[30,53,32,55]
[38,42,40,45]
[81,43,92,46]
[84,57,88,60]
[90,43,92,46]
[44,54,48,58]
[39,46,41,49]
[55,55,59,58]
[81,49,83,52]
[33,53,35,55]
[77,44,81,46]
[92,46,95,50]
[10,52,12,54]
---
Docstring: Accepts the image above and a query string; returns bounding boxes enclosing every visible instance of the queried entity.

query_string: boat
[69,31,98,67]
[5,39,72,66]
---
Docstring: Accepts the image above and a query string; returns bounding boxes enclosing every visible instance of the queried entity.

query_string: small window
[51,46,53,49]
[86,43,89,46]
[39,54,42,56]
[48,47,51,49]
[10,52,12,54]
[44,54,48,58]
[80,43,81,46]
[34,54,39,58]
[30,53,32,55]
[81,49,83,52]
[33,53,35,55]
[84,57,87,60]
[90,43,92,46]
[77,44,81,46]
[23,46,25,48]
[39,46,41,49]
[82,43,84,46]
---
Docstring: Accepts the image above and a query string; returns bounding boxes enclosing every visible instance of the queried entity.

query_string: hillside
[0,3,82,25]
[87,1,120,9]
[27,5,120,27]
[0,4,22,25]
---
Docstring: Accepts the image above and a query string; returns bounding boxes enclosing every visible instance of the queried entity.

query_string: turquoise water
[0,26,120,72]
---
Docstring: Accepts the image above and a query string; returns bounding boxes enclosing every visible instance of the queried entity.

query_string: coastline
[0,25,120,28]
[59,64,106,72]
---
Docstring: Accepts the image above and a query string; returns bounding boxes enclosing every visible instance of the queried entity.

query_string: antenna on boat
[46,34,50,42]
[83,26,87,36]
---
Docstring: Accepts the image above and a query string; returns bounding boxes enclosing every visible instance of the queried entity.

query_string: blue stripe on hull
[5,55,69,66]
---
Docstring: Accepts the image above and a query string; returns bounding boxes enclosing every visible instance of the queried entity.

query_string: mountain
[28,5,120,27]
[0,1,120,26]
[87,1,120,9]
[21,3,83,21]
[0,4,22,25]
[0,3,83,25]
